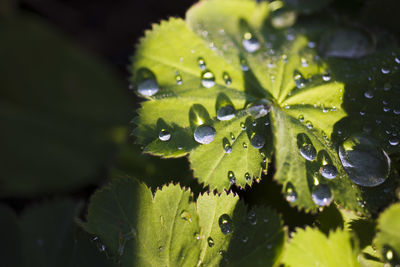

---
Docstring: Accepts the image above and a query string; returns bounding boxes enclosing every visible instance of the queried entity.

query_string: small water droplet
[312,184,333,206]
[201,70,216,88]
[322,73,331,82]
[243,142,248,149]
[306,121,313,129]
[364,90,374,99]
[250,133,265,149]
[207,237,214,247]
[159,129,171,141]
[230,132,236,141]
[219,214,233,235]
[240,58,249,71]
[242,32,260,53]
[320,164,337,179]
[223,72,232,85]
[245,172,251,182]
[300,144,317,161]
[339,135,391,187]
[194,125,216,144]
[395,57,400,64]
[294,71,306,88]
[224,140,233,153]
[298,115,304,122]
[175,73,183,85]
[180,210,192,222]
[138,79,159,97]
[217,105,235,121]
[159,246,164,252]
[240,122,246,130]
[241,236,248,243]
[384,82,392,91]
[285,183,297,202]
[198,57,206,70]
[248,210,257,225]
[389,137,399,146]
[381,67,390,74]
[228,171,236,184]
[301,58,308,67]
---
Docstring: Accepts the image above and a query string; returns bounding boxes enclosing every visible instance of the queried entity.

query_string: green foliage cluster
[1,0,400,266]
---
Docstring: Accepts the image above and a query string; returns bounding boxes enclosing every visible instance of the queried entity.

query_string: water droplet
[241,236,249,243]
[339,135,390,187]
[240,122,246,130]
[219,214,233,235]
[198,57,206,70]
[201,70,216,88]
[248,210,257,225]
[224,139,233,153]
[138,79,159,97]
[306,121,313,129]
[242,32,260,53]
[285,183,297,202]
[320,164,337,179]
[298,115,304,122]
[159,129,171,141]
[250,133,265,149]
[300,144,317,161]
[223,72,232,85]
[301,58,308,67]
[175,73,183,85]
[194,125,216,144]
[312,184,333,206]
[266,244,272,250]
[364,90,374,99]
[243,142,248,149]
[207,237,214,247]
[159,246,164,252]
[240,58,249,71]
[217,105,235,121]
[294,71,306,88]
[384,82,392,91]
[228,171,236,184]
[245,172,251,182]
[381,67,390,74]
[395,57,400,64]
[322,73,331,82]
[246,100,271,119]
[180,210,192,222]
[389,137,399,146]
[230,132,236,141]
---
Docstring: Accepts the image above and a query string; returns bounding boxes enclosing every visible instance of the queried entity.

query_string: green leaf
[84,176,285,266]
[0,14,132,196]
[375,203,400,265]
[132,0,399,212]
[283,227,359,267]
[0,200,115,267]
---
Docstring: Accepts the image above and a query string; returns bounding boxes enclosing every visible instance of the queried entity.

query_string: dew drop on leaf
[228,171,236,184]
[298,115,304,122]
[312,184,333,206]
[230,132,236,141]
[285,183,297,203]
[294,71,306,88]
[222,72,232,85]
[250,133,265,149]
[319,164,337,179]
[245,172,251,182]
[246,100,271,119]
[175,73,183,85]
[158,129,171,141]
[322,73,331,82]
[339,135,390,187]
[201,70,216,88]
[194,125,216,144]
[240,122,246,130]
[364,90,374,99]
[243,142,248,149]
[198,57,206,70]
[219,214,233,235]
[247,210,257,225]
[217,105,235,121]
[242,32,260,53]
[180,210,192,222]
[300,144,317,161]
[137,79,159,97]
[389,137,399,146]
[240,58,249,71]
[242,236,249,243]
[223,138,233,153]
[270,8,297,29]
[381,67,390,74]
[306,121,313,129]
[207,237,214,247]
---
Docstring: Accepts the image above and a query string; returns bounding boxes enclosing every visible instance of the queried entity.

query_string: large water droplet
[194,125,216,144]
[300,144,317,161]
[138,79,159,97]
[339,135,390,187]
[201,70,216,88]
[250,133,265,149]
[246,99,271,119]
[217,105,235,121]
[312,184,333,206]
[242,32,260,53]
[158,129,171,141]
[219,214,233,235]
[320,164,337,179]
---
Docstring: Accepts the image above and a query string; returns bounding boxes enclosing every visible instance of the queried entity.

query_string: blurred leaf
[283,227,359,267]
[0,14,132,197]
[284,0,333,14]
[375,203,400,265]
[0,200,115,267]
[84,176,285,266]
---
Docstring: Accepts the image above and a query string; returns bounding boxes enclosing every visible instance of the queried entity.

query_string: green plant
[1,0,400,266]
